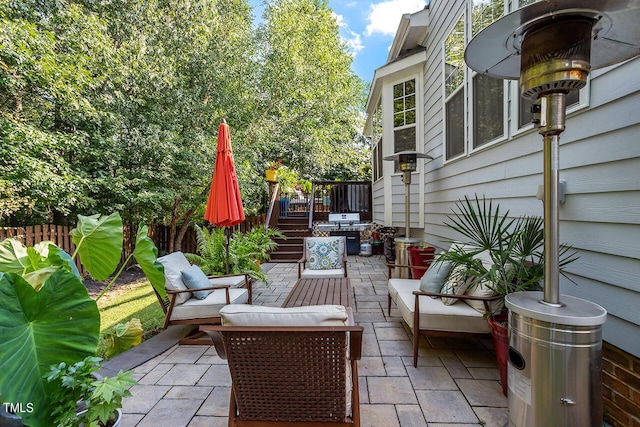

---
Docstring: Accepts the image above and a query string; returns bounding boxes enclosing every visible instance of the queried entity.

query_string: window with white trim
[444,1,506,161]
[444,17,465,160]
[372,98,383,181]
[393,78,416,172]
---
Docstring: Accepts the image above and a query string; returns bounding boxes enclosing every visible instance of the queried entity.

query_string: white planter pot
[78,408,122,427]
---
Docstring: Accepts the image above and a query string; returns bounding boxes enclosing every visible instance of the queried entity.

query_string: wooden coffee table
[282,277,353,308]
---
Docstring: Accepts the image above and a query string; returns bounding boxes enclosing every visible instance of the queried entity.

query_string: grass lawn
[96,278,165,358]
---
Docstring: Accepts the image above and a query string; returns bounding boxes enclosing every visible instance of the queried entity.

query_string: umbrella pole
[225,227,231,275]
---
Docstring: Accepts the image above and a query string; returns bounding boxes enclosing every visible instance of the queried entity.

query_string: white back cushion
[157,252,192,305]
[220,304,349,326]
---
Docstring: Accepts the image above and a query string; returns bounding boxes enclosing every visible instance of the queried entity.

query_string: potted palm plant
[0,213,165,426]
[437,195,577,395]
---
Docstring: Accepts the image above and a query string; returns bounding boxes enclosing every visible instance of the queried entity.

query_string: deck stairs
[269,217,312,262]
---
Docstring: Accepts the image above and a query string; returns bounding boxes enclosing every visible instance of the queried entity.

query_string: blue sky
[248,0,428,83]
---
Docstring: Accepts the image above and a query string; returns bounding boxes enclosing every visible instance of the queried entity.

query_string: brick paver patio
[120,255,508,426]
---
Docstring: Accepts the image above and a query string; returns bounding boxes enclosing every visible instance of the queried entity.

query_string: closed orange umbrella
[204,119,245,272]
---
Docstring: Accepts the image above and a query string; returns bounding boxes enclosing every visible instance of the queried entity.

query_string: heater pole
[542,134,561,305]
[539,93,566,306]
[404,171,411,238]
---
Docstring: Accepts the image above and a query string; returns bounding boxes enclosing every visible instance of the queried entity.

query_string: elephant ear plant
[0,213,165,427]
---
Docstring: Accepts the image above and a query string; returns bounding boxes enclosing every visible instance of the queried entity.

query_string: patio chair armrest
[413,290,501,314]
[413,290,500,301]
[297,257,307,278]
[205,273,248,280]
[200,326,228,360]
[205,273,252,302]
[387,263,422,277]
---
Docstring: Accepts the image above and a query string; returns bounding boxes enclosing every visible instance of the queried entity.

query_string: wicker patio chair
[202,305,363,427]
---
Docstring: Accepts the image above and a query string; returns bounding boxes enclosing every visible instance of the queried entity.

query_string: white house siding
[372,181,385,224]
[414,0,640,356]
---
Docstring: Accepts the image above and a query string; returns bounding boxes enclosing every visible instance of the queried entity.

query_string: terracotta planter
[488,312,509,397]
[265,169,277,182]
[407,246,435,279]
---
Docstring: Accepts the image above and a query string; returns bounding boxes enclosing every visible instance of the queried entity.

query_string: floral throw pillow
[441,265,474,305]
[307,239,341,270]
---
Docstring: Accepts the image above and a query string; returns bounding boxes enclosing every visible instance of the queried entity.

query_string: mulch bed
[84,267,147,299]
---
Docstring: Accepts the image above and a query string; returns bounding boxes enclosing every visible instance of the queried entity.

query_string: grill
[316,213,371,255]
[316,213,370,233]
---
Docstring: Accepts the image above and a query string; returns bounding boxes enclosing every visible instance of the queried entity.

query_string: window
[372,98,383,181]
[471,0,505,149]
[473,73,504,147]
[444,2,506,160]
[471,0,504,37]
[393,79,417,171]
[444,17,465,160]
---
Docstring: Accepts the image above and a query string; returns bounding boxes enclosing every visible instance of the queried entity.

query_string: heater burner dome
[520,18,594,99]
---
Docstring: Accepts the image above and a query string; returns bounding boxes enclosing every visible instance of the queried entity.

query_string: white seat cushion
[387,278,420,304]
[300,268,345,279]
[169,288,248,321]
[220,304,349,326]
[396,291,491,334]
[158,252,193,305]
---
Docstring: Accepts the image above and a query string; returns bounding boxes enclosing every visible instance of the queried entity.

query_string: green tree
[0,0,370,234]
[243,0,368,180]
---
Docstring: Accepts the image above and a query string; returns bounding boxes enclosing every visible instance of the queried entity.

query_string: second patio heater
[465,1,640,425]
[384,151,433,278]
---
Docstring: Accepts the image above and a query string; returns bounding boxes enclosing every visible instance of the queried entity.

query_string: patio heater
[384,151,433,278]
[465,1,640,425]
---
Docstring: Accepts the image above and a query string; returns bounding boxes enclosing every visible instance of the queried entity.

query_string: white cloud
[333,12,365,57]
[333,11,347,28]
[365,0,426,37]
[346,30,364,55]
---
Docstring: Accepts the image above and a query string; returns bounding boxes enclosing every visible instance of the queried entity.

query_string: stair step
[270,216,311,262]
[276,226,311,232]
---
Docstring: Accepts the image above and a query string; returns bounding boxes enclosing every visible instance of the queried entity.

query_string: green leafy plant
[185,224,284,284]
[299,180,312,194]
[46,356,136,427]
[102,318,144,359]
[0,212,164,426]
[437,195,578,312]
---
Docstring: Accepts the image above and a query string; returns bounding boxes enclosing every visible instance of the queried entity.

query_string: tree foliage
[0,0,370,241]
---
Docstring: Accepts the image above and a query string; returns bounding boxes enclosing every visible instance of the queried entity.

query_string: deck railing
[273,181,372,228]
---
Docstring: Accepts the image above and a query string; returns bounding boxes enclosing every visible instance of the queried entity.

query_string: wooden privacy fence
[0,213,268,278]
[0,224,87,275]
